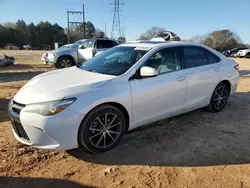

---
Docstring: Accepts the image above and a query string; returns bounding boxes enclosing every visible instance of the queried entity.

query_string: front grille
[12,101,25,115]
[12,121,30,141]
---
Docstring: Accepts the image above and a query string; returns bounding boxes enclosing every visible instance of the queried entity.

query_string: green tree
[95,28,106,38]
[0,19,95,49]
[85,21,95,38]
[27,23,37,47]
[15,19,27,45]
[118,37,126,43]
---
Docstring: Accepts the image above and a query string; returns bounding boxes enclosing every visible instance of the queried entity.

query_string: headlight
[48,53,56,61]
[24,98,76,116]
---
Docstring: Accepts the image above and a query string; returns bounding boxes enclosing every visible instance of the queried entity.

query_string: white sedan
[8,41,240,153]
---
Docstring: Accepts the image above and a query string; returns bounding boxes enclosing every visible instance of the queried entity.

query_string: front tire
[246,53,250,58]
[78,105,126,153]
[57,56,74,69]
[206,82,230,113]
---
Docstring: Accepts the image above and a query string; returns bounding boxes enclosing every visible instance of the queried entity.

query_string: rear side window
[206,50,221,64]
[97,40,117,48]
[183,47,209,68]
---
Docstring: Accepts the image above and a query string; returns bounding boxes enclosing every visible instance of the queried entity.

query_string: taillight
[234,64,239,71]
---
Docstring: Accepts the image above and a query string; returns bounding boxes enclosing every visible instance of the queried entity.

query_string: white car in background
[8,41,240,153]
[41,44,72,64]
[23,45,32,50]
[152,31,180,41]
[237,49,250,58]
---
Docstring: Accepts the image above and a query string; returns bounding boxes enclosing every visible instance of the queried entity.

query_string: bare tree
[204,30,243,50]
[138,26,166,40]
[189,35,205,43]
[190,30,245,51]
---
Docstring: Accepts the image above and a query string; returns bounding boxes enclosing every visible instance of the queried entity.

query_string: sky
[0,0,249,43]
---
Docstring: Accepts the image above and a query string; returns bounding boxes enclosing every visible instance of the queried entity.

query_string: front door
[129,47,187,128]
[77,39,95,62]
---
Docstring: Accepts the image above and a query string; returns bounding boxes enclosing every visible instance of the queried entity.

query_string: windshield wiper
[76,63,83,68]
[83,68,98,73]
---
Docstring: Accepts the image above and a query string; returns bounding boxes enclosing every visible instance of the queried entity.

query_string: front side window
[81,39,95,49]
[71,39,94,49]
[80,47,148,76]
[144,47,182,74]
[183,47,209,68]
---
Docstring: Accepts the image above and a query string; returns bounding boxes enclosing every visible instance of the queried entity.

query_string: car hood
[49,47,76,54]
[238,49,249,53]
[14,67,116,104]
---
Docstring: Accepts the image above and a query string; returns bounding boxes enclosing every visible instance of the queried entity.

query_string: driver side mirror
[140,66,158,77]
[79,45,85,49]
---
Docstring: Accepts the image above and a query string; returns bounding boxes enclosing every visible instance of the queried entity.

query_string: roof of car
[120,40,203,49]
[78,38,116,41]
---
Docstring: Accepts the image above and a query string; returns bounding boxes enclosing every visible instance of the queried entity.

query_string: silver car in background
[46,38,118,68]
[41,44,72,64]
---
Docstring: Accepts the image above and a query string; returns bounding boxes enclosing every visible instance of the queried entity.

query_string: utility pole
[67,12,70,44]
[110,0,124,39]
[67,5,85,43]
[105,21,107,37]
[82,5,85,38]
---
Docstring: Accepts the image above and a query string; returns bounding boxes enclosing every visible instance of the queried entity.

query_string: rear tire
[78,105,126,153]
[206,82,230,113]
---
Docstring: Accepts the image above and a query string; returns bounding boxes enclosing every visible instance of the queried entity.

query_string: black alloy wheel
[58,57,73,68]
[78,105,126,153]
[206,82,230,113]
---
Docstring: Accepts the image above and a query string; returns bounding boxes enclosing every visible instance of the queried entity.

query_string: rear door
[182,46,221,109]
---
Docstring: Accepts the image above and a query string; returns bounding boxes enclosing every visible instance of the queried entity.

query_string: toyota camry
[8,41,240,153]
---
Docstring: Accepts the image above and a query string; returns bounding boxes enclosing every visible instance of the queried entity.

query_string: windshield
[80,46,148,76]
[71,39,94,49]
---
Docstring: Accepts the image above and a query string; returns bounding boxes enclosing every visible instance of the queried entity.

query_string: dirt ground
[0,50,250,188]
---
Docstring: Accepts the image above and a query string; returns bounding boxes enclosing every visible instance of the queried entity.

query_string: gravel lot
[0,50,250,188]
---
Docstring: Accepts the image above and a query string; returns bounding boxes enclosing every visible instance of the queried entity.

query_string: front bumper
[45,57,56,65]
[237,53,246,57]
[8,100,84,150]
[41,57,48,64]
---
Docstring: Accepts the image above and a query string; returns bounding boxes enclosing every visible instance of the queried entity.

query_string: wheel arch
[80,102,130,133]
[219,80,231,93]
[57,54,76,65]
[246,52,250,58]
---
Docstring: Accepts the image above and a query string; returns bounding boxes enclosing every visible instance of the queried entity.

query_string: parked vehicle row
[221,48,250,58]
[236,49,250,58]
[9,41,240,153]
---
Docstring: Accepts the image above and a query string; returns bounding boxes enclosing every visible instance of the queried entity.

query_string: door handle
[177,76,186,82]
[214,68,220,72]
